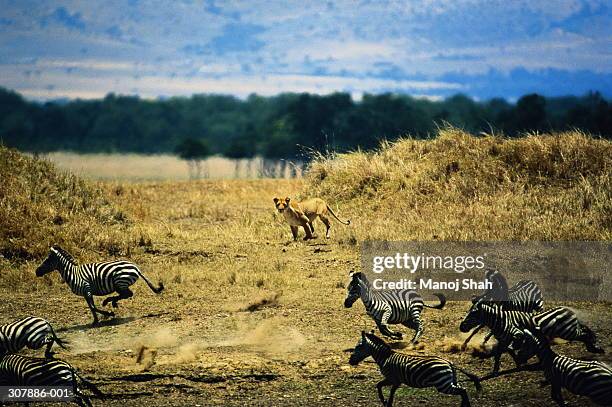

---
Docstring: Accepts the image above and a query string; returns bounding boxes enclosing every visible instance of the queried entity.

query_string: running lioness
[273,197,351,240]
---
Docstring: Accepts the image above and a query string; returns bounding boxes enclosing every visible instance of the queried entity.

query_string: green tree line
[0,87,610,160]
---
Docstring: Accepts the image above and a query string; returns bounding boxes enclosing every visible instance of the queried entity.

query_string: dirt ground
[1,179,610,406]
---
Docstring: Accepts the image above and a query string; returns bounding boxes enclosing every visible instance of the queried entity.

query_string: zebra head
[35,246,66,277]
[459,301,484,333]
[349,330,382,365]
[344,270,365,308]
[511,329,546,364]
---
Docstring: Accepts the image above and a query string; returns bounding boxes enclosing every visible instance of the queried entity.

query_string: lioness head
[273,197,291,213]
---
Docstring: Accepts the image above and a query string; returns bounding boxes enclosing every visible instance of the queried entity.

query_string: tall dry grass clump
[0,146,131,261]
[305,128,611,240]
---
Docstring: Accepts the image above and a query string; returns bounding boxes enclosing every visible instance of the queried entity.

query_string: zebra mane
[51,246,77,264]
[352,271,369,284]
[364,331,391,352]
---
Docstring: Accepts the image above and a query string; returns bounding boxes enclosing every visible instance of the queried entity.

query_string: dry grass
[306,128,611,240]
[0,129,610,406]
[0,146,132,262]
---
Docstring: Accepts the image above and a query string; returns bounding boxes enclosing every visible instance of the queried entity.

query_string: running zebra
[349,331,481,407]
[35,246,164,326]
[514,329,612,406]
[0,317,66,358]
[472,269,544,312]
[0,353,103,406]
[344,271,445,343]
[463,270,544,349]
[460,302,604,373]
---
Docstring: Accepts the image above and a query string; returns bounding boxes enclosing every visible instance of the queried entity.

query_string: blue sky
[0,0,610,101]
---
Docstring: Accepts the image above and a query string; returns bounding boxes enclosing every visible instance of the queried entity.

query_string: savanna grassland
[0,129,611,406]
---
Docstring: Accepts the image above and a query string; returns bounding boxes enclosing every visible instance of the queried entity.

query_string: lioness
[273,197,350,240]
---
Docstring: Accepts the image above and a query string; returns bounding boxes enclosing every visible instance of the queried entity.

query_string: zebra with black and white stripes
[0,317,66,358]
[463,270,544,349]
[344,271,446,343]
[35,246,164,326]
[473,270,544,312]
[0,353,103,407]
[460,302,604,373]
[514,329,612,406]
[349,331,481,407]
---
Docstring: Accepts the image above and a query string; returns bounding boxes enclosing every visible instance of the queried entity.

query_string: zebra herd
[345,269,612,406]
[1,245,164,406]
[2,245,611,406]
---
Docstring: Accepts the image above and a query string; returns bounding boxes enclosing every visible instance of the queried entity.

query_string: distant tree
[564,91,611,136]
[175,137,210,179]
[1,86,610,158]
[224,127,257,178]
[514,93,547,134]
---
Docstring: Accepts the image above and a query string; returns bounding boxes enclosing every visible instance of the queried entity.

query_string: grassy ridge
[305,128,611,240]
[1,128,610,266]
[0,146,131,262]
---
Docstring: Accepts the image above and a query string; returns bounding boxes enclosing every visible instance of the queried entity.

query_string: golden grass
[2,127,609,288]
[0,146,132,262]
[1,131,610,405]
[305,128,611,240]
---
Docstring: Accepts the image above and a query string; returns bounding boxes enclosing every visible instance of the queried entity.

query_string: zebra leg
[85,294,114,326]
[112,288,133,308]
[376,378,392,405]
[308,221,315,233]
[492,346,504,374]
[102,288,133,308]
[85,295,100,325]
[461,325,483,351]
[550,382,566,407]
[386,384,399,407]
[73,391,92,407]
[44,337,55,358]
[378,310,402,340]
[482,331,494,345]
[441,384,471,407]
[407,309,423,343]
[577,324,604,353]
[101,296,115,307]
[508,349,522,367]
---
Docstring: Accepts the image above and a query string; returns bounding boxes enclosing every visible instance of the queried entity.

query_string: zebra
[344,271,445,343]
[0,353,103,407]
[349,331,481,407]
[472,269,544,312]
[463,269,543,349]
[514,329,612,406]
[35,245,164,326]
[459,302,604,374]
[0,317,66,359]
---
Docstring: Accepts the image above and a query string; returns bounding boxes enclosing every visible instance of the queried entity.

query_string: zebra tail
[423,293,446,309]
[135,267,164,294]
[456,367,482,393]
[75,371,104,399]
[49,324,69,350]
